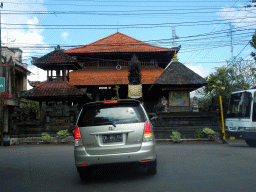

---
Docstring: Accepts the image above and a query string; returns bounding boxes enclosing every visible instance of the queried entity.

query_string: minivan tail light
[143,121,153,141]
[74,126,81,139]
[74,126,83,146]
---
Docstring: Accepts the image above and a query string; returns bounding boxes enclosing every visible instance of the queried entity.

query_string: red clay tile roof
[15,64,31,75]
[33,50,82,70]
[35,50,77,64]
[64,32,174,54]
[69,67,164,85]
[22,80,87,98]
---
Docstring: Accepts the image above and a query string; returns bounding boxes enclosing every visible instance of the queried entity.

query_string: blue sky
[2,0,256,87]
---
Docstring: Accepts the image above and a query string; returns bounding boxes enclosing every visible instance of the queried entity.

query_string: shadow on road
[78,164,155,184]
[226,138,249,148]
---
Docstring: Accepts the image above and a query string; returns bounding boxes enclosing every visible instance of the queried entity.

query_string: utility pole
[172,26,179,46]
[229,23,234,59]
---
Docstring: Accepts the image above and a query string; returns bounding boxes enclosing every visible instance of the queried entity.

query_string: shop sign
[0,77,5,92]
[99,87,111,90]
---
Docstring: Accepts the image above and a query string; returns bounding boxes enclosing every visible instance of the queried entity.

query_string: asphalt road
[1,140,256,192]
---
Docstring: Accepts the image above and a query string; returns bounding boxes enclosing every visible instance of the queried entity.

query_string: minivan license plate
[103,134,123,143]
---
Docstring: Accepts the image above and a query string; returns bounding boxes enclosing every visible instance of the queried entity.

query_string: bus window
[227,92,251,118]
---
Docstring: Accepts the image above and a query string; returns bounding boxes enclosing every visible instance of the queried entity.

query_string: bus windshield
[226,91,251,118]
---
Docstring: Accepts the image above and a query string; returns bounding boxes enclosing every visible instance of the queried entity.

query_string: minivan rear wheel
[78,167,91,180]
[147,166,157,175]
[146,160,157,175]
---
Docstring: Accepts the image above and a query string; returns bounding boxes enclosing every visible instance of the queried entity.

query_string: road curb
[3,137,226,146]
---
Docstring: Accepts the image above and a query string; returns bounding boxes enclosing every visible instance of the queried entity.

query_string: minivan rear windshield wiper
[95,122,116,127]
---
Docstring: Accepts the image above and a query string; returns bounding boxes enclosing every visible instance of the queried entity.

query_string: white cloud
[27,67,47,90]
[186,64,210,78]
[217,6,256,29]
[61,32,69,40]
[1,0,49,60]
[0,1,50,89]
[27,17,39,26]
[186,64,210,97]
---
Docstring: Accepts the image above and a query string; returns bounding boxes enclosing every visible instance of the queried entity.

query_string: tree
[198,61,250,114]
[198,31,256,114]
[226,57,256,88]
[250,29,256,61]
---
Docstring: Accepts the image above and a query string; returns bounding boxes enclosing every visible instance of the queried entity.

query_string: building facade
[63,32,206,113]
[20,32,209,139]
[28,32,207,113]
[0,47,31,145]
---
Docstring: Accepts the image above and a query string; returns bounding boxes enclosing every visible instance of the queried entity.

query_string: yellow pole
[219,96,226,141]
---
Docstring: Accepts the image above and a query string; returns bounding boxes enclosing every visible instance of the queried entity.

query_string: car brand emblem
[109,126,115,130]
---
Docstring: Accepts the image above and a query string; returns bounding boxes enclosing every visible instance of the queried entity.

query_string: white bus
[225,89,256,147]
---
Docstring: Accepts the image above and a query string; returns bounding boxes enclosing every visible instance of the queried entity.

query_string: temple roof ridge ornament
[172,51,179,62]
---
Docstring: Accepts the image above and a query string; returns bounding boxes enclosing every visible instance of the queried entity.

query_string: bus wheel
[245,139,256,147]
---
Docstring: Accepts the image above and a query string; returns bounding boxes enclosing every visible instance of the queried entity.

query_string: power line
[1,18,256,30]
[0,1,253,68]
[0,2,242,8]
[3,27,253,51]
[231,41,251,61]
[0,7,254,16]
[37,0,255,2]
[3,16,256,27]
[190,0,249,64]
[187,0,241,60]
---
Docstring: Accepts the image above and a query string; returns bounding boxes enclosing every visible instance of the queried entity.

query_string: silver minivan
[74,99,157,179]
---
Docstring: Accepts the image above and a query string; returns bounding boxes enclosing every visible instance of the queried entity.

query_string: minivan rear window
[77,103,147,127]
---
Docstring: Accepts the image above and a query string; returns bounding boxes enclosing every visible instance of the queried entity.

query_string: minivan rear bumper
[74,141,156,167]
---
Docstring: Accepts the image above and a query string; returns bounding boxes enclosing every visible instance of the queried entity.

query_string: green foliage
[171,131,181,142]
[203,128,216,139]
[199,61,251,114]
[250,30,256,61]
[194,129,204,139]
[41,132,51,142]
[227,58,256,89]
[18,100,40,120]
[113,85,120,91]
[111,96,118,100]
[113,85,120,99]
[57,129,70,142]
[197,97,212,112]
[194,128,216,139]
